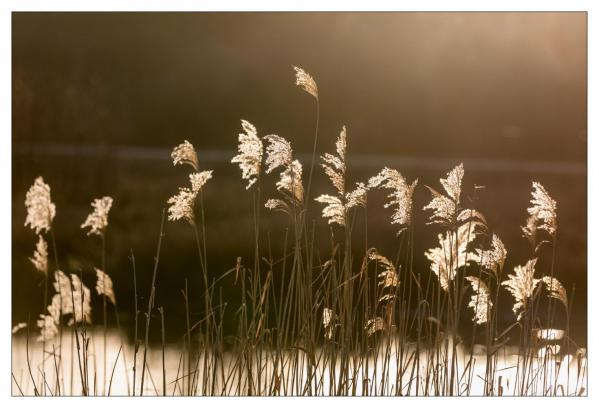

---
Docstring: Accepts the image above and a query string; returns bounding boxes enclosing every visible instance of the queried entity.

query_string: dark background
[12,13,587,344]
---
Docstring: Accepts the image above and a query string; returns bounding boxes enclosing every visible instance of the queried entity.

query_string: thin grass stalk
[130,250,139,396]
[140,209,166,396]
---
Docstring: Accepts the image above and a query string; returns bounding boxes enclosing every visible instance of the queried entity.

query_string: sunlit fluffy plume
[321,126,346,196]
[81,196,113,236]
[36,314,58,342]
[501,258,540,321]
[231,119,263,189]
[293,65,318,99]
[315,195,344,226]
[29,234,48,275]
[69,274,92,326]
[171,140,199,171]
[469,233,507,276]
[465,276,493,325]
[425,222,482,291]
[276,160,304,204]
[423,163,464,225]
[263,135,292,174]
[263,134,304,209]
[52,270,72,315]
[167,171,213,224]
[527,181,557,237]
[369,167,418,235]
[346,182,368,209]
[95,268,116,305]
[316,127,370,226]
[24,177,56,235]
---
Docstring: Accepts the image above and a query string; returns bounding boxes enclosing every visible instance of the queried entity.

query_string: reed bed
[12,66,586,396]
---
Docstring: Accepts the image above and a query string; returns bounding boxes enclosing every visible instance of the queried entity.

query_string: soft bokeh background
[12,12,586,344]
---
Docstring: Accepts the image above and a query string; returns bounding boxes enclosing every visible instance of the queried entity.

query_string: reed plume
[263,134,304,208]
[368,167,417,234]
[231,119,263,189]
[316,126,369,225]
[425,223,481,291]
[501,258,540,321]
[69,274,92,326]
[276,160,304,204]
[528,181,557,237]
[346,182,368,209]
[171,140,199,171]
[95,268,116,305]
[263,135,292,174]
[24,177,56,234]
[167,171,213,224]
[468,233,507,276]
[36,314,58,342]
[81,196,113,236]
[423,163,464,226]
[52,270,72,315]
[321,126,346,196]
[293,65,318,99]
[29,235,48,275]
[465,276,492,324]
[314,195,344,226]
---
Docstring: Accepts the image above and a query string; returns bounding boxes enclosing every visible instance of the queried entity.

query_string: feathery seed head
[171,140,198,170]
[369,167,417,234]
[81,196,113,236]
[423,190,456,226]
[293,65,318,99]
[441,163,464,202]
[315,194,345,226]
[95,268,116,305]
[69,274,92,326]
[423,164,464,225]
[189,170,213,193]
[425,222,481,291]
[232,120,263,189]
[53,270,73,316]
[346,182,368,209]
[264,198,289,213]
[24,177,56,234]
[321,126,347,195]
[167,187,197,224]
[465,276,493,325]
[167,171,211,225]
[37,314,58,342]
[29,235,48,275]
[501,258,540,321]
[263,135,293,174]
[469,233,507,276]
[528,182,557,236]
[276,159,304,203]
